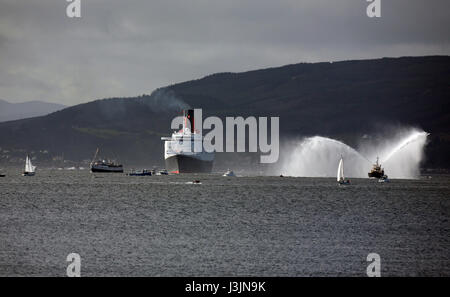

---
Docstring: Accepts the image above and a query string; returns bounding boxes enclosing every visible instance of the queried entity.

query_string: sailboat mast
[91,148,99,166]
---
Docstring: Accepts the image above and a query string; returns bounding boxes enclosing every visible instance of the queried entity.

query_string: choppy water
[0,169,449,276]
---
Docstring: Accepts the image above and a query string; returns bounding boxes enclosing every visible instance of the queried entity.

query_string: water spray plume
[280,136,370,178]
[279,129,429,179]
[365,130,429,179]
[381,132,430,164]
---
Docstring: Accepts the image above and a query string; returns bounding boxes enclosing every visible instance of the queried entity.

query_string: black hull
[128,172,152,176]
[368,172,384,178]
[91,168,124,173]
[165,155,213,173]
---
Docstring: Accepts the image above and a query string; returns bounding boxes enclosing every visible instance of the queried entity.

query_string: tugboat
[368,157,385,178]
[90,148,124,173]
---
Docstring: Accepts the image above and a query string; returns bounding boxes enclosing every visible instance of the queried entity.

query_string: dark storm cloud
[0,0,449,105]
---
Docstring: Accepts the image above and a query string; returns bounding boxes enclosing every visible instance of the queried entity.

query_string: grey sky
[0,0,449,105]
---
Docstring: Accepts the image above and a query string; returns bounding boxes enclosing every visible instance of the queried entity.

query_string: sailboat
[23,155,36,176]
[337,157,350,185]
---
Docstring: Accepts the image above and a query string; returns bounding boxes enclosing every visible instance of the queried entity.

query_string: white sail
[25,156,30,172]
[337,158,344,181]
[25,156,36,173]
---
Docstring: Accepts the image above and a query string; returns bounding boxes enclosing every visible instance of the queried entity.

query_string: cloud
[0,0,449,105]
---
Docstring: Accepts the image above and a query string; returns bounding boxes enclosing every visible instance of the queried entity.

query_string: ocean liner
[161,109,214,173]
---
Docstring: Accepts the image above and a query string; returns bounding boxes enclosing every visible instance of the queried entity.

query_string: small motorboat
[0,173,5,177]
[223,169,236,177]
[192,180,201,184]
[128,169,153,176]
[378,175,390,183]
[157,169,169,175]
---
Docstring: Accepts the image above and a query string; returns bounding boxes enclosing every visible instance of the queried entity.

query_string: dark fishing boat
[368,157,385,178]
[90,148,123,173]
[91,161,124,173]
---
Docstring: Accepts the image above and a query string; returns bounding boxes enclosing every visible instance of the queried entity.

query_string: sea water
[0,169,449,276]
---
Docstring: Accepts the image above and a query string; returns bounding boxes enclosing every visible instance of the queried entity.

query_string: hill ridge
[0,56,448,169]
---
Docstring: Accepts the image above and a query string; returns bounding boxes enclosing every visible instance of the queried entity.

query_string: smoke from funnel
[140,88,191,112]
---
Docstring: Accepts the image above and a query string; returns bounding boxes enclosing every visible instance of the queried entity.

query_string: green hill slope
[0,56,448,169]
